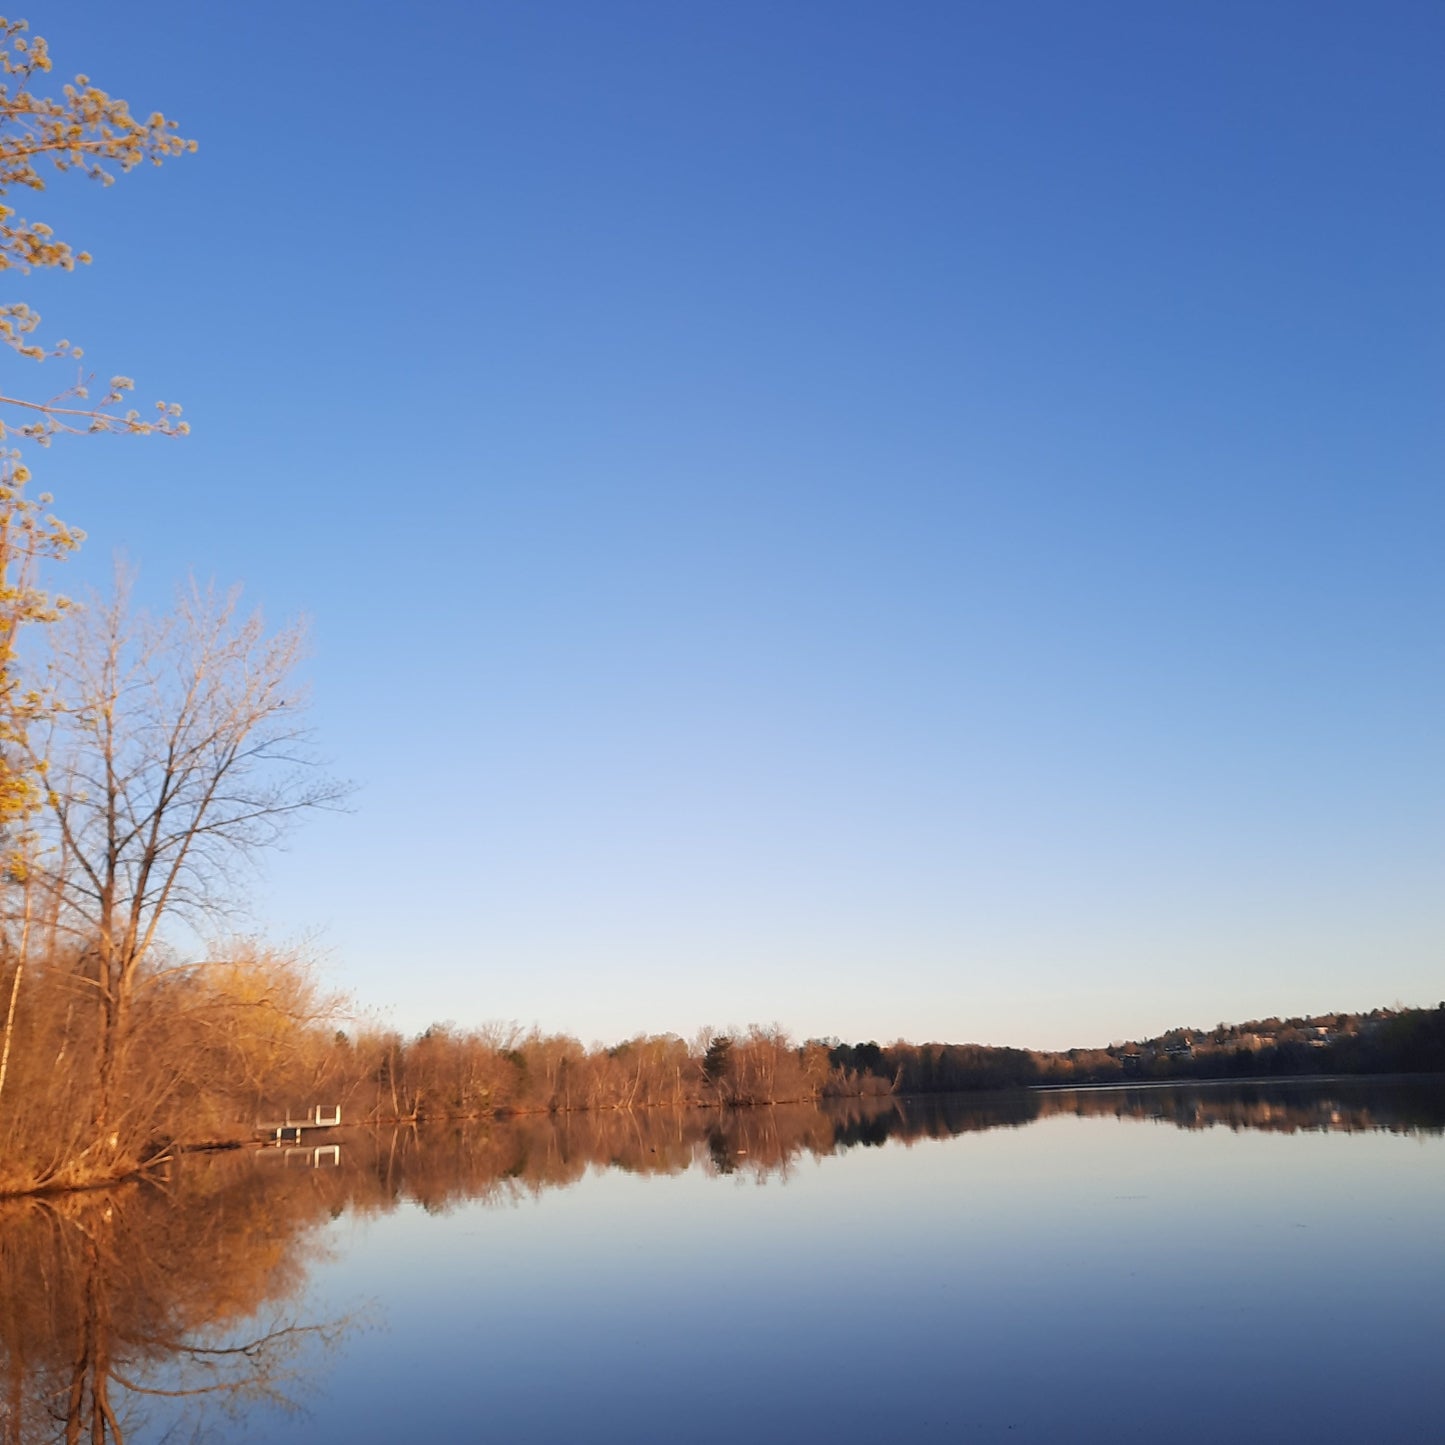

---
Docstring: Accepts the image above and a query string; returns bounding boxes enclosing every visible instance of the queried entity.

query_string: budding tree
[0,15,194,834]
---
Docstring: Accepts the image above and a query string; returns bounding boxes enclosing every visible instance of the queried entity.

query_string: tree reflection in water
[330,1079,1445,1215]
[0,1153,350,1445]
[2,1078,1439,1441]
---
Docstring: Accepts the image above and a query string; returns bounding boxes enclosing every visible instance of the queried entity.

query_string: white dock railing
[257,1105,343,1142]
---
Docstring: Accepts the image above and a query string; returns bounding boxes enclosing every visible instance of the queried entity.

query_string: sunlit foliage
[0,15,193,839]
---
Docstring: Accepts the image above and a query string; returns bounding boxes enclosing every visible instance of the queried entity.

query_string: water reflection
[332,1079,1445,1209]
[0,1155,350,1445]
[2,1078,1440,1442]
[1033,1077,1445,1136]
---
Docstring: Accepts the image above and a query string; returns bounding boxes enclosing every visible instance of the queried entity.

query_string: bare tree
[26,572,346,1175]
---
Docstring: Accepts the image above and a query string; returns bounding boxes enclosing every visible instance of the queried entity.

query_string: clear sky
[17,1,1443,1050]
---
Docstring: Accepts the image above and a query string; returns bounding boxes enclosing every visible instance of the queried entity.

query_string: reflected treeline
[0,1153,350,1445]
[272,1079,1445,1217]
[4,1081,1441,1442]
[1033,1078,1445,1136]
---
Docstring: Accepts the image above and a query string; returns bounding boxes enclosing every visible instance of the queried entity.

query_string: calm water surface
[4,1080,1441,1443]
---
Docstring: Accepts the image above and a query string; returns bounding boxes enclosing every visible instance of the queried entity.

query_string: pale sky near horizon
[15,1,1443,1051]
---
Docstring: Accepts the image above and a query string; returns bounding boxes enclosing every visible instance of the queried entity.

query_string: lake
[3,1079,1441,1443]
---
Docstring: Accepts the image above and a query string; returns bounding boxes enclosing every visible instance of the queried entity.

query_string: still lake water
[4,1080,1441,1443]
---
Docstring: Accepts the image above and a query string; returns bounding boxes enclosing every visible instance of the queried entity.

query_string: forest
[5,930,1442,1196]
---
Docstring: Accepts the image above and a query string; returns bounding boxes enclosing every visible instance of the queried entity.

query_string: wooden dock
[255,1104,343,1144]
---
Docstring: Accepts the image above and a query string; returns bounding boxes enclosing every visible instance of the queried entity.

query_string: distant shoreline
[1029,1070,1444,1094]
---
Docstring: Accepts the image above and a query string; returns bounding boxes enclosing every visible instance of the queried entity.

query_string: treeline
[1057,1005,1445,1086]
[6,930,1443,1196]
[829,1039,1041,1093]
[336,1023,838,1122]
[6,951,1444,1197]
[236,1001,1445,1127]
[829,1008,1445,1094]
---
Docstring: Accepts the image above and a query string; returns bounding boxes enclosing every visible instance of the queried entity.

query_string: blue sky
[15,1,1443,1049]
